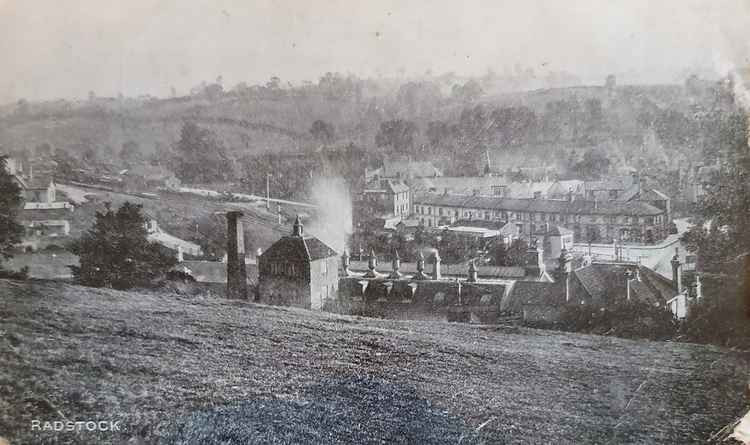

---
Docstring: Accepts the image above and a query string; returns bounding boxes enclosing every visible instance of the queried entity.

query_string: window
[428,207,432,215]
[541,213,546,221]
[485,211,490,220]
[438,208,443,216]
[322,260,328,275]
[609,190,618,200]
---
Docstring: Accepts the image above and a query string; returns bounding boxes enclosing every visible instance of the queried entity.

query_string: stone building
[412,192,667,244]
[359,178,411,219]
[257,216,339,310]
[338,249,508,323]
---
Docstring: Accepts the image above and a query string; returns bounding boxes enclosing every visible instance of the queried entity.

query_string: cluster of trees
[0,156,27,279]
[172,121,233,184]
[70,202,177,289]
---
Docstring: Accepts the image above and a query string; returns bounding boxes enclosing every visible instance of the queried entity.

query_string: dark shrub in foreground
[557,301,679,341]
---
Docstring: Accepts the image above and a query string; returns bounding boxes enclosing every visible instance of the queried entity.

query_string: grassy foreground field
[1,279,748,444]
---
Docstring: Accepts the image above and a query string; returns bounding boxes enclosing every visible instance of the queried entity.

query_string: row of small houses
[212,215,699,324]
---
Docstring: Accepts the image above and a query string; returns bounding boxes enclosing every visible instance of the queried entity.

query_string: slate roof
[411,176,508,195]
[364,178,409,194]
[261,235,337,262]
[502,281,564,311]
[639,189,670,201]
[20,207,73,221]
[413,193,663,216]
[572,262,676,306]
[584,176,633,191]
[382,160,442,178]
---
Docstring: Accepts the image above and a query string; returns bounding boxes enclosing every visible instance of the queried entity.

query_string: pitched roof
[364,178,409,194]
[382,160,442,178]
[639,188,670,201]
[261,235,337,262]
[20,206,73,221]
[572,262,676,306]
[584,176,634,191]
[411,176,508,195]
[413,193,664,216]
[503,281,565,311]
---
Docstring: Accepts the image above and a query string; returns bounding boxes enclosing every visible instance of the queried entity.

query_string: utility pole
[266,173,270,210]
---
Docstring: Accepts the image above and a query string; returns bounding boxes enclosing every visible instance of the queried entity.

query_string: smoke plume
[306,176,353,253]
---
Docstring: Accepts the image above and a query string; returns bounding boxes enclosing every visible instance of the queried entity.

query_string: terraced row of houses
[412,192,669,244]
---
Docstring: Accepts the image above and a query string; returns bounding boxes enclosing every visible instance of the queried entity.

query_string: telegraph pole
[266,173,270,210]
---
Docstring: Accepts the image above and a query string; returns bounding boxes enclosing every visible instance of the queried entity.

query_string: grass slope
[1,279,748,444]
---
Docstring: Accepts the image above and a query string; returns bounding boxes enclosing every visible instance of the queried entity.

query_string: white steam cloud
[306,176,353,254]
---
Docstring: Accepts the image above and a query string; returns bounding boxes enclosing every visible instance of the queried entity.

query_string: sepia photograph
[1,0,750,443]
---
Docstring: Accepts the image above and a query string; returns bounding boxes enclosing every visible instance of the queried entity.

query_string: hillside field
[1,279,748,444]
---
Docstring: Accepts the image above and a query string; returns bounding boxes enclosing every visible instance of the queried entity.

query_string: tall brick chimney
[226,211,247,299]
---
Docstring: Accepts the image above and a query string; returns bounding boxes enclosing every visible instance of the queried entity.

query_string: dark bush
[0,266,29,280]
[165,270,196,283]
[558,301,679,341]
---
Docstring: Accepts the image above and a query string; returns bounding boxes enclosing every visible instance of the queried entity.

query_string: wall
[258,275,312,308]
[309,256,340,310]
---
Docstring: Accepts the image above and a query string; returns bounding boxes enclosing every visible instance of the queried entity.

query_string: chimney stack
[670,247,682,293]
[431,250,442,280]
[467,259,478,283]
[226,211,247,299]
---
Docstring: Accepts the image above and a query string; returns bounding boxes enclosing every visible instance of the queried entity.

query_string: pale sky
[0,0,748,103]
